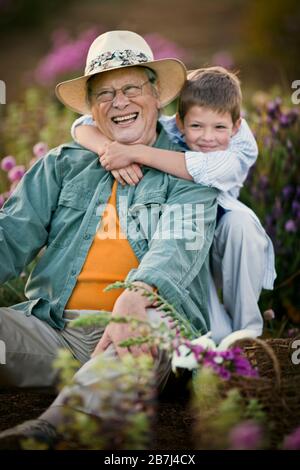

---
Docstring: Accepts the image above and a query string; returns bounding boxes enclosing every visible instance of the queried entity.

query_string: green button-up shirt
[0,125,218,337]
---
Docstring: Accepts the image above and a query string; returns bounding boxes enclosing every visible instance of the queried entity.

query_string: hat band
[86,49,153,74]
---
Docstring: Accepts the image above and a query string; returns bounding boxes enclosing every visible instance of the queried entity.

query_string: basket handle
[232,337,282,387]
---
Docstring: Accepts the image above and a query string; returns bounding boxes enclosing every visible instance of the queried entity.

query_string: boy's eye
[216,125,227,129]
[191,124,202,128]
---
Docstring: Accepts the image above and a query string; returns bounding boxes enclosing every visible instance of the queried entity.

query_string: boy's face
[176,106,241,152]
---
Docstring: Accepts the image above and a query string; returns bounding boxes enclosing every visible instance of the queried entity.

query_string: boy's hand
[111,164,143,186]
[100,141,137,170]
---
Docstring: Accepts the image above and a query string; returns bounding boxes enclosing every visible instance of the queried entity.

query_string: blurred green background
[0,0,300,101]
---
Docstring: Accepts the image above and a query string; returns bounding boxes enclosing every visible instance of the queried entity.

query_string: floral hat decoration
[55,30,187,114]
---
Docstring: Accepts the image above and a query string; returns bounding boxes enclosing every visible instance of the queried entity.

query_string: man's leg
[0,307,172,447]
[0,307,70,388]
[41,307,171,424]
[211,210,267,335]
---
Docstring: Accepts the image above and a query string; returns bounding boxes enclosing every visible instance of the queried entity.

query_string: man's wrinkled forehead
[91,67,148,90]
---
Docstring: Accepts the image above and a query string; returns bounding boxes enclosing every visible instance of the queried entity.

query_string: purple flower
[267,99,281,119]
[35,28,102,84]
[292,200,300,214]
[285,219,297,233]
[33,142,49,158]
[283,426,300,450]
[282,185,294,200]
[229,421,263,450]
[1,155,16,172]
[7,165,26,182]
[287,328,300,338]
[217,366,231,380]
[279,113,291,128]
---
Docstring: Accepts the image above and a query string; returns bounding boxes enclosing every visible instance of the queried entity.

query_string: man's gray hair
[86,66,158,107]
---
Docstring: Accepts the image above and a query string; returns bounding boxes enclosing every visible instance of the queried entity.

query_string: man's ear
[154,80,162,109]
[175,113,184,134]
[232,117,242,136]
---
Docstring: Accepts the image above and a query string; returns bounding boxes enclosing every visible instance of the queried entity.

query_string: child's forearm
[133,145,193,181]
[74,125,111,155]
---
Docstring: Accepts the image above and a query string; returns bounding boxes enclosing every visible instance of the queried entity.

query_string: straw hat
[55,30,187,114]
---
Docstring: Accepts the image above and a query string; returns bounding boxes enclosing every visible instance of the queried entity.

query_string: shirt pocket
[128,189,167,241]
[47,183,93,248]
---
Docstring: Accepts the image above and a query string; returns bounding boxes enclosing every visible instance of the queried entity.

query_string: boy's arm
[100,142,193,181]
[185,119,258,193]
[71,114,111,154]
[100,119,258,190]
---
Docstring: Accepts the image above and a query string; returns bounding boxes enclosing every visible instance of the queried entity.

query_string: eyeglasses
[91,80,150,104]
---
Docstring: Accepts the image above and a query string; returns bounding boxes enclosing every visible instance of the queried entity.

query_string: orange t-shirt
[66,181,139,311]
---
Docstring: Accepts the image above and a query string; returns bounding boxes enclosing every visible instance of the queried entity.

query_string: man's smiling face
[90,67,160,146]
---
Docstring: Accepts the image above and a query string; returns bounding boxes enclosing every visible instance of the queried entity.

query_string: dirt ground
[0,372,195,450]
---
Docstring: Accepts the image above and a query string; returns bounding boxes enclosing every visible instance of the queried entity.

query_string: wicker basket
[220,337,300,448]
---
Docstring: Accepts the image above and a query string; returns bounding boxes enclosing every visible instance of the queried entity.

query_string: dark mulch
[0,371,195,450]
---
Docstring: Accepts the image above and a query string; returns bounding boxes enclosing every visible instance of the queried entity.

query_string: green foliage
[192,368,267,449]
[240,95,300,325]
[0,87,75,193]
[105,281,195,338]
[50,349,156,450]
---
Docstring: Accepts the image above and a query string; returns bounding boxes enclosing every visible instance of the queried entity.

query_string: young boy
[71,66,276,343]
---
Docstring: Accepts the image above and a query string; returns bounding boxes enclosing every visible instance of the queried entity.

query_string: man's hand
[111,164,143,186]
[91,282,158,359]
[100,141,138,170]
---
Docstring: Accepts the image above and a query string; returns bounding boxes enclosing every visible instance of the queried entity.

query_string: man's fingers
[130,163,143,181]
[115,345,131,359]
[91,330,111,358]
[118,168,135,185]
[111,170,126,186]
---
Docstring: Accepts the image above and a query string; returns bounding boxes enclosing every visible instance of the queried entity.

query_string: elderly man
[0,31,218,448]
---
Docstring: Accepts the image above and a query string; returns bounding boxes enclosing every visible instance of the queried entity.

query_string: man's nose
[112,89,130,109]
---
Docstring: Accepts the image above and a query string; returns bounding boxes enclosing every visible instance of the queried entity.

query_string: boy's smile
[177,105,241,152]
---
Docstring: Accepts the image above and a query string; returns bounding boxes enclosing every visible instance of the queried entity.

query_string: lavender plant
[241,97,300,328]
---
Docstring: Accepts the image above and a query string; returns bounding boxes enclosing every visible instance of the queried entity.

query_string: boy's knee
[220,211,260,240]
[218,211,268,254]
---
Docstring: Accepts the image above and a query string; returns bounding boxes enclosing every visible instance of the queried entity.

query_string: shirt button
[83,234,91,240]
[71,270,76,276]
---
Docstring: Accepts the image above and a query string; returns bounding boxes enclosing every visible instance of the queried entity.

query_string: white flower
[171,345,199,372]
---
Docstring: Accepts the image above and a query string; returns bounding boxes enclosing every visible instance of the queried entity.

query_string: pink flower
[229,421,263,450]
[33,142,49,158]
[1,155,16,172]
[34,27,101,84]
[263,309,275,321]
[283,427,300,450]
[8,165,26,182]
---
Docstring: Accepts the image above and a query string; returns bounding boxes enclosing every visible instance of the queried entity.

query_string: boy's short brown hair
[178,66,242,124]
